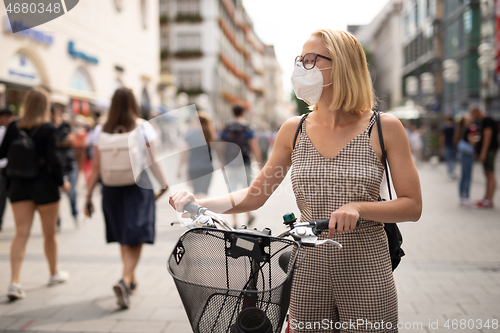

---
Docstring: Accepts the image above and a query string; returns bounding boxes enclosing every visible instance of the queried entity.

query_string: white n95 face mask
[291,62,332,105]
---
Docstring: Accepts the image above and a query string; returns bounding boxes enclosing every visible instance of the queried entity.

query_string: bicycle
[168,202,358,333]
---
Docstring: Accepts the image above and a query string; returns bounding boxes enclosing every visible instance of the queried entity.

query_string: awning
[50,91,70,105]
[385,102,427,119]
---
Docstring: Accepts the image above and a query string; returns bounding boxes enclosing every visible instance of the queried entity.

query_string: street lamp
[420,72,436,108]
[405,76,419,97]
[477,42,498,112]
[442,59,460,84]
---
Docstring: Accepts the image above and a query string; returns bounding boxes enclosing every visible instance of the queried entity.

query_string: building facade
[441,0,482,115]
[478,0,500,117]
[0,0,160,118]
[159,0,283,129]
[400,0,444,113]
[354,0,404,111]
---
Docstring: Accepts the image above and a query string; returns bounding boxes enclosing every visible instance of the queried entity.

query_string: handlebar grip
[184,202,202,215]
[314,219,330,230]
[314,219,361,229]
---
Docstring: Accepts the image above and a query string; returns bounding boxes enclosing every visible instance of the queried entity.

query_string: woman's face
[300,36,333,93]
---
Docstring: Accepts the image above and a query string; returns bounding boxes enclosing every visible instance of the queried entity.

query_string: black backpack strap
[375,111,393,200]
[292,113,310,150]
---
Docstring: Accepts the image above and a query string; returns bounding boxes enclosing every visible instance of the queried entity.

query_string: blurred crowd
[0,86,277,308]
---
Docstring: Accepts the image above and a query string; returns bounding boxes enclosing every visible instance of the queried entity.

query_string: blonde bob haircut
[18,87,51,129]
[310,29,376,114]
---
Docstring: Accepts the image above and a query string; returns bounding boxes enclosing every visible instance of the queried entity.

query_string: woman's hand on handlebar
[169,190,198,217]
[328,203,360,237]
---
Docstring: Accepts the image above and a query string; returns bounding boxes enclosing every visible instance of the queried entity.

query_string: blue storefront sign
[4,16,54,46]
[68,41,99,64]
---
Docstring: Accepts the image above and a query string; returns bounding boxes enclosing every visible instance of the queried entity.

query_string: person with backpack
[171,29,422,332]
[84,87,168,309]
[177,111,216,197]
[220,105,262,227]
[0,88,71,301]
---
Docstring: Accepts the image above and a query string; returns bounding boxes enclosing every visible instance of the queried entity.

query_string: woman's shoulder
[36,122,56,135]
[282,115,306,133]
[379,112,404,132]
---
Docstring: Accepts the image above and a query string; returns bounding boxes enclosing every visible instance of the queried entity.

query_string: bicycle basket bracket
[225,233,270,263]
[174,240,185,265]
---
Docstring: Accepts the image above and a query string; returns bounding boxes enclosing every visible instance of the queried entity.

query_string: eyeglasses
[295,53,332,70]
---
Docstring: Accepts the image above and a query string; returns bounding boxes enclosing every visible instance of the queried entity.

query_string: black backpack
[222,122,251,165]
[6,126,42,179]
[292,111,405,271]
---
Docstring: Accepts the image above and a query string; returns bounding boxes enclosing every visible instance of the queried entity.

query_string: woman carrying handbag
[170,29,422,332]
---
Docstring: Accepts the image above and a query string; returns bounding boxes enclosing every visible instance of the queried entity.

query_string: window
[177,33,200,51]
[463,9,472,35]
[178,70,201,89]
[445,19,459,56]
[161,33,169,49]
[160,0,168,15]
[177,0,199,15]
[114,0,123,12]
[70,68,94,92]
[141,0,148,29]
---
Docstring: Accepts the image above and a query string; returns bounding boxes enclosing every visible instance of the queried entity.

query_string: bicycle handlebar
[314,219,361,230]
[176,203,357,247]
[184,202,204,215]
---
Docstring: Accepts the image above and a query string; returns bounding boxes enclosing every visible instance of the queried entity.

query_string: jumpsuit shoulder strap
[292,113,310,150]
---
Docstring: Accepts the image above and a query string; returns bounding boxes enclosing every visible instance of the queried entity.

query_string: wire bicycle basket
[167,228,300,333]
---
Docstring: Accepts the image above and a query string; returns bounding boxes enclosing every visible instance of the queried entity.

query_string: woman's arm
[0,121,16,159]
[466,131,475,146]
[171,117,302,214]
[86,146,100,200]
[148,140,168,189]
[46,124,65,187]
[332,113,422,234]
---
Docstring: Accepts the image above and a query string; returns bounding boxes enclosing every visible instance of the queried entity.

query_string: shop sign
[68,41,98,64]
[6,52,42,86]
[3,16,54,46]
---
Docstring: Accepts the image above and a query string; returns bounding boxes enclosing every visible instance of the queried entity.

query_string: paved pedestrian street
[0,157,499,333]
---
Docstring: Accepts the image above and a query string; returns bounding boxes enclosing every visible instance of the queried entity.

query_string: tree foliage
[290,90,310,116]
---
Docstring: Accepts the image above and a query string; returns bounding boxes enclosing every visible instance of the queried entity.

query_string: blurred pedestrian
[456,114,476,206]
[407,123,423,165]
[469,105,498,208]
[51,106,79,227]
[257,125,272,166]
[0,109,15,232]
[72,116,88,173]
[220,105,262,227]
[441,116,456,179]
[0,88,70,301]
[177,111,215,197]
[85,87,168,309]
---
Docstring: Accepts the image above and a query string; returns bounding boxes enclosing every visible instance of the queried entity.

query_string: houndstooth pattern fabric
[289,112,398,332]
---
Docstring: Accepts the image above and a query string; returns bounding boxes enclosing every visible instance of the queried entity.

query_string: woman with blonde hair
[171,29,422,331]
[0,87,70,301]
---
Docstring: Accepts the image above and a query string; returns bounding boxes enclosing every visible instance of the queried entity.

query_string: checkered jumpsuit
[289,113,398,332]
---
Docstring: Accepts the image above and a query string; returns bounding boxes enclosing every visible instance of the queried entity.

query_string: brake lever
[315,239,342,248]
